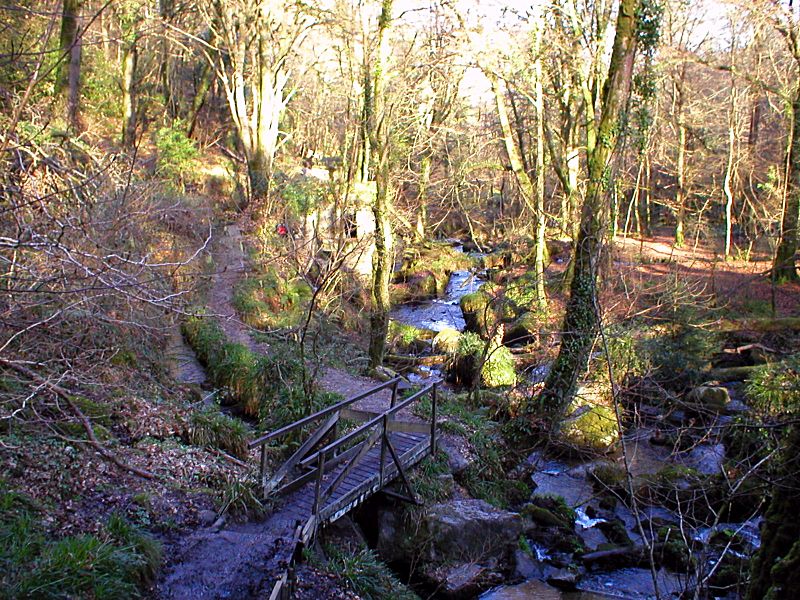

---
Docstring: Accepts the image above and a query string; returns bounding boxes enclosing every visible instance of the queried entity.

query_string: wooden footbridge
[249,377,440,600]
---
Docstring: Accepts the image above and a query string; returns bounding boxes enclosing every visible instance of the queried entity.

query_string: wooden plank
[320,428,382,505]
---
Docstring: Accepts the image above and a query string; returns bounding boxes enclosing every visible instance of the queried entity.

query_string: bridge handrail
[248,377,403,449]
[298,384,433,468]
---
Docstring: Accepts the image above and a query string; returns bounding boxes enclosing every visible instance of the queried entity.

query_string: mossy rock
[459,291,495,338]
[525,494,576,528]
[589,462,627,497]
[448,332,517,388]
[432,328,461,354]
[561,385,620,452]
[597,519,633,546]
[686,385,730,413]
[503,311,540,346]
[387,321,435,353]
[398,242,476,287]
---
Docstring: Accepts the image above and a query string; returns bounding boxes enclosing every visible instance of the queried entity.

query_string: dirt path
[206,219,420,419]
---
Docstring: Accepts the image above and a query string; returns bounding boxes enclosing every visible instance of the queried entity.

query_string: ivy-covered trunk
[539,0,640,414]
[746,426,800,600]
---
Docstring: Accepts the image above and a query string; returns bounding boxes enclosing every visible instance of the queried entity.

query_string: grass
[187,409,250,459]
[1,487,161,599]
[323,544,420,600]
[216,474,265,521]
[183,314,340,427]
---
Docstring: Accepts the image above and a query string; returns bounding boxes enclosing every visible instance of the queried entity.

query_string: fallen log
[717,317,800,333]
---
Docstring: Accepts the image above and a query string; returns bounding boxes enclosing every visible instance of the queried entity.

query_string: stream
[386,258,761,599]
[390,268,486,333]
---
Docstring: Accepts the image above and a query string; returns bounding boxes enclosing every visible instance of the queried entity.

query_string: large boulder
[421,499,522,564]
[421,562,504,598]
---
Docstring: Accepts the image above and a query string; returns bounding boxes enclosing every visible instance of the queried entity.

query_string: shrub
[746,355,800,415]
[232,271,312,330]
[155,121,198,189]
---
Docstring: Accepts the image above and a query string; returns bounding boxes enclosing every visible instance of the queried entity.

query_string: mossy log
[717,317,800,333]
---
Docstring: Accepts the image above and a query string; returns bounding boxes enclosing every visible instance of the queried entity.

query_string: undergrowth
[1,487,161,599]
[187,409,250,460]
[323,544,420,600]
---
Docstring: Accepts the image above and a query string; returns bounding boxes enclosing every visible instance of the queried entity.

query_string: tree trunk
[773,85,800,282]
[674,120,687,247]
[56,0,83,129]
[121,38,138,148]
[187,60,214,138]
[488,71,546,310]
[539,0,640,414]
[533,11,547,313]
[367,0,394,370]
[415,154,431,239]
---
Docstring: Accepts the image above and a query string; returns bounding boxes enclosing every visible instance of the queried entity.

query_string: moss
[387,321,435,353]
[448,332,516,388]
[459,291,495,337]
[589,462,628,497]
[561,386,620,451]
[525,494,576,527]
[432,328,461,354]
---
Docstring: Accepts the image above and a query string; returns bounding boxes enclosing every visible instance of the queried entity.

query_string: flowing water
[390,269,485,332]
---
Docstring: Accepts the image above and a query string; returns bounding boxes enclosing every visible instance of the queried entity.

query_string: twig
[0,358,156,480]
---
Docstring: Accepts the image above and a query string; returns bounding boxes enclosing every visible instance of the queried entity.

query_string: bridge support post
[430,382,438,455]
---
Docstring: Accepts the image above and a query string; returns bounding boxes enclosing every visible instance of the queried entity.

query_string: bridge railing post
[430,382,437,456]
[390,378,399,409]
[260,445,268,492]
[379,413,388,487]
[312,451,325,519]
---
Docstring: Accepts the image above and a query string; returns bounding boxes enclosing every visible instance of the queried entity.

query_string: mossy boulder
[561,384,620,452]
[589,462,628,499]
[460,291,495,338]
[687,385,730,413]
[503,311,540,346]
[396,243,475,294]
[387,320,435,353]
[447,332,517,388]
[432,328,462,354]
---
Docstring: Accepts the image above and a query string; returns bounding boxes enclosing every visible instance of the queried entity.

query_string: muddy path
[153,218,420,599]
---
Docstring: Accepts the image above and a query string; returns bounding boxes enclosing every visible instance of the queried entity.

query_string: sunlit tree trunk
[121,34,139,148]
[532,9,547,313]
[774,85,800,282]
[540,0,640,413]
[368,0,394,369]
[56,0,83,129]
[487,71,546,310]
